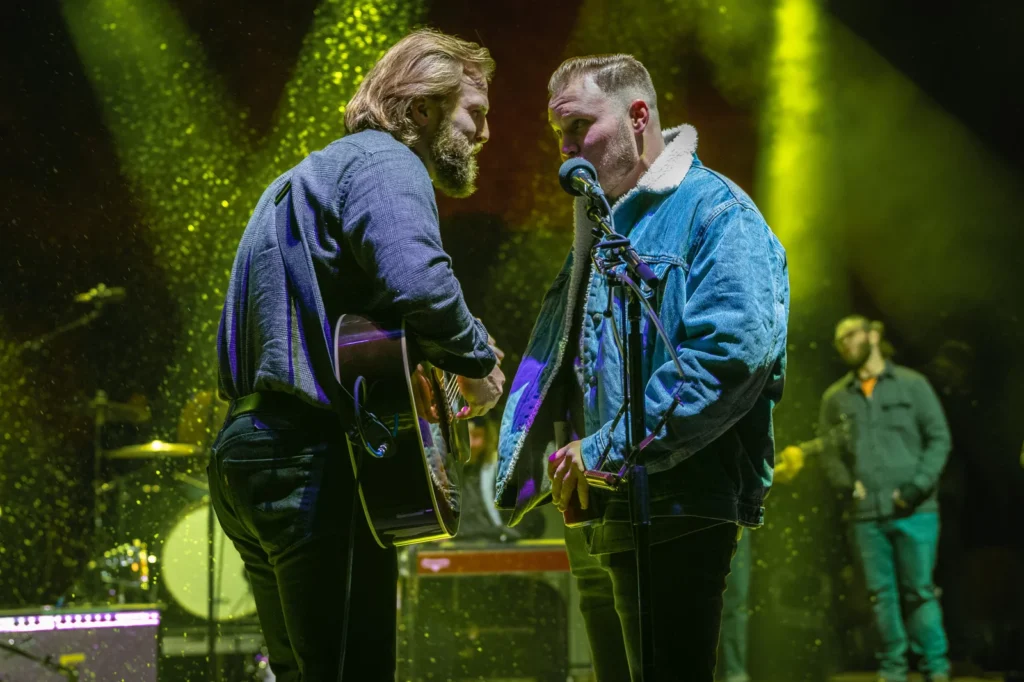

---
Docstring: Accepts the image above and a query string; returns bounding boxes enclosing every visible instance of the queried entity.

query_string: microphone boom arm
[585,195,659,289]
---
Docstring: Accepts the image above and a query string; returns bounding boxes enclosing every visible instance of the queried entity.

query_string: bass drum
[160,501,257,622]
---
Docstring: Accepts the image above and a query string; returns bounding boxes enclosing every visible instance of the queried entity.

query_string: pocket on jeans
[220,446,328,557]
[213,415,304,454]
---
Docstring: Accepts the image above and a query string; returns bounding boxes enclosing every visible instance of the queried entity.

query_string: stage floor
[828,674,1006,682]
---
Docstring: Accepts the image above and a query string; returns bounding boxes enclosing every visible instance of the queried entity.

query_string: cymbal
[103,441,201,460]
[86,396,152,424]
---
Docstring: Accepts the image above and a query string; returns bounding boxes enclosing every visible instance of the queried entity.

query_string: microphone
[74,284,127,305]
[558,158,606,203]
[558,158,659,287]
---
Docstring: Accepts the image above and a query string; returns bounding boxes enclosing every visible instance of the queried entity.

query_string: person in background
[716,447,804,682]
[783,315,952,682]
[460,415,545,541]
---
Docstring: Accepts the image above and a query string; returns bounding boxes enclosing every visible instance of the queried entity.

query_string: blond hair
[548,54,658,116]
[344,29,495,146]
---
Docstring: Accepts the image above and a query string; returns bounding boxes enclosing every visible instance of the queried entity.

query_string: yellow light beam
[759,0,841,307]
[61,0,424,410]
[262,0,427,168]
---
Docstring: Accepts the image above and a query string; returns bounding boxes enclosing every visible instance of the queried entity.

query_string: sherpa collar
[614,123,698,204]
[571,123,698,263]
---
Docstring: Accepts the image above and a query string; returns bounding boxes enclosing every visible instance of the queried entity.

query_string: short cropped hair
[548,54,658,115]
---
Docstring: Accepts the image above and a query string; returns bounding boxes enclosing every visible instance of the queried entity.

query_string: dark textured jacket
[217,129,496,406]
[819,362,951,520]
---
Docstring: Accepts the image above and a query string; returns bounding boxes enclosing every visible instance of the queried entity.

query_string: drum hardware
[87,390,154,547]
[172,471,210,491]
[103,440,201,460]
[85,540,155,604]
[77,388,255,637]
[0,284,120,368]
[90,435,201,570]
[176,389,230,451]
[86,392,152,425]
[74,386,255,682]
[161,500,256,621]
[77,495,256,620]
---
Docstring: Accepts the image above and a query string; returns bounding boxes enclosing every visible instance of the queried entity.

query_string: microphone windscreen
[558,157,598,196]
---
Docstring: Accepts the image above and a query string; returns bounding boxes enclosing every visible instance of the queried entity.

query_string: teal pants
[852,512,950,681]
[718,528,751,682]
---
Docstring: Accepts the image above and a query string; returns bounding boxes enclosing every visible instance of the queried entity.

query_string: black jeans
[209,400,397,681]
[565,521,739,682]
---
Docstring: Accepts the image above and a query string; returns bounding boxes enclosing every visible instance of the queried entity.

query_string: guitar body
[333,314,469,548]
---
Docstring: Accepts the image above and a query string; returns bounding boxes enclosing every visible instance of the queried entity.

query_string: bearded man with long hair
[212,29,505,680]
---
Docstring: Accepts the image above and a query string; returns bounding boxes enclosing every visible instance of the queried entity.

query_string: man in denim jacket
[496,55,789,681]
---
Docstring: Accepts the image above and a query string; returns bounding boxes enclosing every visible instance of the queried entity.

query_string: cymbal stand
[91,390,111,549]
[0,307,104,368]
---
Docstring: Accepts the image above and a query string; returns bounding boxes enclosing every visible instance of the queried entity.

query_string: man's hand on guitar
[412,364,440,424]
[455,363,505,419]
[548,440,589,512]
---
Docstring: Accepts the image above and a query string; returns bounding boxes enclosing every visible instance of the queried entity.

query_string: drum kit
[76,388,257,625]
[5,285,258,628]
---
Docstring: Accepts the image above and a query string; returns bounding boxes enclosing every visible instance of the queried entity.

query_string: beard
[842,340,872,368]
[429,118,479,198]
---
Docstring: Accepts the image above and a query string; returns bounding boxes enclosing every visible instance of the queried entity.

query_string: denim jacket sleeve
[909,374,952,492]
[580,204,787,471]
[340,149,496,378]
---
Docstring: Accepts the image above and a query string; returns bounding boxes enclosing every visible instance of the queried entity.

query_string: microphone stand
[583,196,658,682]
[0,639,80,681]
[0,299,111,557]
[0,287,123,367]
[0,307,105,368]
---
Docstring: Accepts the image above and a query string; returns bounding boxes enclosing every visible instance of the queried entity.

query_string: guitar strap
[274,179,363,682]
[273,179,357,433]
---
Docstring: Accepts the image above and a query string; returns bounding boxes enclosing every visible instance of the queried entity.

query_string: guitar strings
[443,374,459,410]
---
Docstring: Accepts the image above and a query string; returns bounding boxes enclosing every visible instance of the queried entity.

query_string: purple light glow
[420,557,452,573]
[0,610,160,633]
[516,478,537,504]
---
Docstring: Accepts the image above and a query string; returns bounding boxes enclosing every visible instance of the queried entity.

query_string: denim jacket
[495,125,790,530]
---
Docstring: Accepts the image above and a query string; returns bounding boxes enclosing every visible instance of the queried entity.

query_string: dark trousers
[208,402,397,681]
[566,521,739,682]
